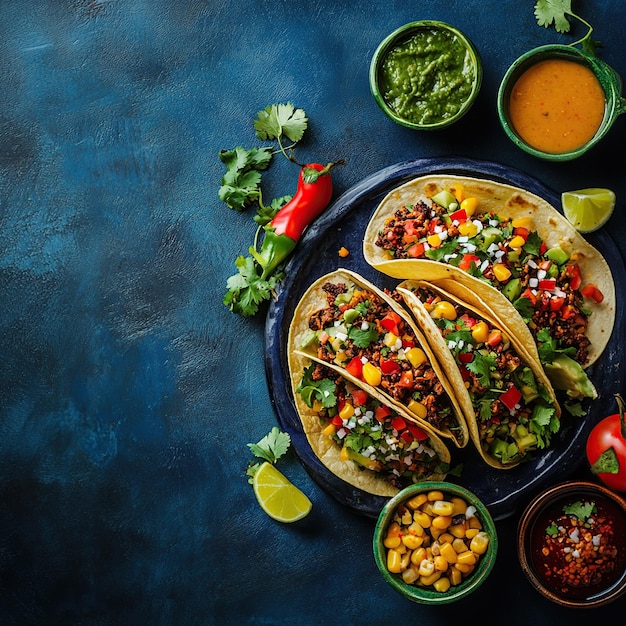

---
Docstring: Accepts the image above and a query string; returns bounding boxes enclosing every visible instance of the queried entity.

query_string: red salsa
[530,496,626,600]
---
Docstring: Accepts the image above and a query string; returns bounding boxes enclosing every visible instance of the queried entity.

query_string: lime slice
[561,188,616,233]
[252,462,312,523]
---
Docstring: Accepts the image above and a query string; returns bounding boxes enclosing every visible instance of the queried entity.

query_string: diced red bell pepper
[549,296,565,311]
[449,208,467,222]
[402,338,415,349]
[407,424,430,441]
[500,385,522,411]
[520,288,537,307]
[380,358,401,375]
[566,264,582,290]
[514,226,529,240]
[538,279,556,291]
[380,311,402,335]
[351,389,368,407]
[580,283,604,303]
[331,415,343,427]
[400,430,413,443]
[346,357,363,379]
[407,242,426,258]
[539,241,548,256]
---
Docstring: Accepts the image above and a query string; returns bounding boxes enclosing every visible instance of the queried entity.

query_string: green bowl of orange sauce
[370,21,482,130]
[498,44,626,161]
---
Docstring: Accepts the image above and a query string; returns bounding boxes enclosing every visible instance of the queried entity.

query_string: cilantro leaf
[348,325,379,348]
[536,327,576,363]
[247,427,292,464]
[513,295,534,323]
[523,231,543,257]
[254,195,292,227]
[223,255,282,317]
[218,146,273,211]
[534,0,572,33]
[529,404,558,448]
[296,363,338,409]
[563,500,597,521]
[254,103,308,144]
[466,352,496,387]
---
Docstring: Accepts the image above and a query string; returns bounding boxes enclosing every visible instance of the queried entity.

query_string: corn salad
[383,489,490,592]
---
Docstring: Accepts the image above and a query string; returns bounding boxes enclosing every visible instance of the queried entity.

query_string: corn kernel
[402,534,423,550]
[458,221,479,237]
[413,512,431,528]
[512,217,533,229]
[402,567,419,584]
[450,568,463,586]
[406,493,428,510]
[449,524,467,539]
[405,347,427,367]
[438,532,454,545]
[465,528,480,539]
[384,332,399,348]
[434,555,448,572]
[493,263,512,282]
[420,571,442,587]
[407,521,425,536]
[427,490,445,502]
[387,549,403,573]
[457,550,477,566]
[432,515,452,530]
[431,500,455,516]
[469,517,483,530]
[429,526,443,541]
[362,362,382,386]
[470,531,490,555]
[452,538,467,553]
[439,542,458,564]
[454,562,473,574]
[433,576,451,593]
[427,233,442,248]
[400,551,411,570]
[410,547,428,566]
[418,559,435,577]
[450,497,467,515]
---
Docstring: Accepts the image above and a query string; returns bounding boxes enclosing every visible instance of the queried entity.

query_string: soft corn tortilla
[363,175,615,369]
[287,269,469,448]
[398,279,562,470]
[287,351,451,496]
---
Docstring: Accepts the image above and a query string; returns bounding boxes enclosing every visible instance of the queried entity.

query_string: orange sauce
[508,59,606,153]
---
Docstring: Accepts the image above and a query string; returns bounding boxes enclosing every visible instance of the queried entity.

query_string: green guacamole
[379,27,476,125]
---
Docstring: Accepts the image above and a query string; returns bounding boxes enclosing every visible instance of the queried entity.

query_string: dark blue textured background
[0,1,624,624]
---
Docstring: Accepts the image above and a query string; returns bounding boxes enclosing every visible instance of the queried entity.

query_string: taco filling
[296,361,450,488]
[373,194,603,371]
[401,283,560,467]
[298,278,464,444]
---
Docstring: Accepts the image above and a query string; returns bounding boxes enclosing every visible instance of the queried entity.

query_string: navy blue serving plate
[264,157,625,520]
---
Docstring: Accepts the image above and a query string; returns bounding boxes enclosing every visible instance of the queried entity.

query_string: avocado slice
[543,354,598,400]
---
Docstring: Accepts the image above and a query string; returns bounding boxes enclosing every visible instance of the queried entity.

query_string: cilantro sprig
[220,103,309,317]
[534,0,601,54]
[246,426,292,483]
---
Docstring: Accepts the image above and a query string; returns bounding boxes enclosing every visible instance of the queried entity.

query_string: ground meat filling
[308,281,455,434]
[374,201,593,367]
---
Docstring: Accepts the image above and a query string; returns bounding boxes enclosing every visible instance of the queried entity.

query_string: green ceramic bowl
[498,44,626,161]
[369,21,482,130]
[373,482,498,604]
[517,481,626,608]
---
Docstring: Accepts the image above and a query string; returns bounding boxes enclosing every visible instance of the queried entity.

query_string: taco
[363,175,615,399]
[398,279,561,469]
[289,356,451,495]
[287,269,469,448]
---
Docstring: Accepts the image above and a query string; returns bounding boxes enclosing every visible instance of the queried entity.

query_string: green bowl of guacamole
[370,21,482,130]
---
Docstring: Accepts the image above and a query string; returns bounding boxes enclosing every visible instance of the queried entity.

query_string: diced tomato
[458,352,474,363]
[539,241,548,256]
[458,313,476,328]
[331,415,343,427]
[514,226,529,240]
[397,370,414,388]
[458,253,480,271]
[404,221,420,237]
[407,242,426,258]
[459,365,471,381]
[538,279,556,291]
[580,283,604,303]
[428,218,441,234]
[318,330,330,344]
[375,405,391,423]
[449,208,467,222]
[566,264,582,290]
[549,296,565,311]
[380,358,401,375]
[346,357,363,379]
[520,288,537,307]
[500,385,522,411]
[400,430,413,443]
[486,329,502,347]
[391,417,406,431]
[407,424,430,441]
[538,260,552,271]
[380,311,402,332]
[351,389,368,407]
[402,338,415,349]
[561,304,578,320]
[402,232,418,245]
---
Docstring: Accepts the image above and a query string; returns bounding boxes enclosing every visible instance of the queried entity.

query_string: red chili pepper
[500,385,522,411]
[252,162,336,279]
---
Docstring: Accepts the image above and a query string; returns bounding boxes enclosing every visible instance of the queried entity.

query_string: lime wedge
[252,462,312,523]
[561,188,616,233]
